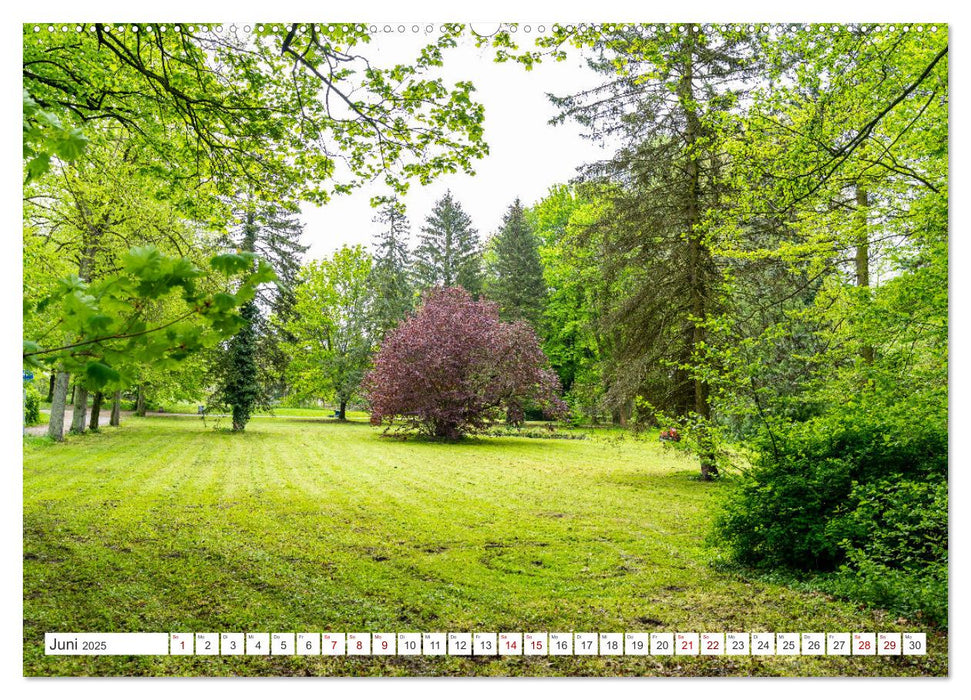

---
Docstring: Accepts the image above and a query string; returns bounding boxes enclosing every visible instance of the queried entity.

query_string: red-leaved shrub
[364,287,567,439]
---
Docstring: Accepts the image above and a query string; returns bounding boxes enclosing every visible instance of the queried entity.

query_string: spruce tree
[414,191,482,294]
[486,198,547,328]
[222,299,261,431]
[369,201,414,337]
[210,196,307,429]
[550,23,761,478]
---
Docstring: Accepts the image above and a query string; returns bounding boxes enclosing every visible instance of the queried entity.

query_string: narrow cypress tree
[369,201,414,337]
[414,191,482,294]
[487,198,547,328]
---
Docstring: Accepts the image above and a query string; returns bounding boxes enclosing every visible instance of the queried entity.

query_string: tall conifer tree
[210,196,307,429]
[551,23,761,478]
[414,191,482,294]
[487,198,546,329]
[369,201,414,337]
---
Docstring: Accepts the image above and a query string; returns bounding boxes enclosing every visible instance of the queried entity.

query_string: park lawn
[151,402,371,421]
[23,417,946,677]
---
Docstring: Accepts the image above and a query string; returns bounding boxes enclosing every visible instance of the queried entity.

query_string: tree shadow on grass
[277,417,373,427]
[600,469,720,491]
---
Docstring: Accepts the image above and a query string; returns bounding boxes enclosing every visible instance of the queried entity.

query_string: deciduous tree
[365,286,566,439]
[284,246,375,420]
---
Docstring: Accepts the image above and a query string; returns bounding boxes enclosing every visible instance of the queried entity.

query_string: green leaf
[212,293,237,311]
[210,253,252,275]
[53,128,88,161]
[123,246,164,277]
[26,154,51,181]
[84,361,121,389]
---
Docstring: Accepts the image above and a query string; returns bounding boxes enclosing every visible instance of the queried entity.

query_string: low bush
[713,402,947,625]
[484,426,587,440]
[24,383,42,425]
[714,406,946,571]
[812,558,948,628]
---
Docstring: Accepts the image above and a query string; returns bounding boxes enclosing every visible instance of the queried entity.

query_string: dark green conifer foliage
[487,198,547,328]
[210,199,306,430]
[414,191,482,294]
[223,299,261,431]
[369,201,414,337]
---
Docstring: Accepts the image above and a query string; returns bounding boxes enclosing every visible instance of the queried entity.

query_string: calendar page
[20,6,950,683]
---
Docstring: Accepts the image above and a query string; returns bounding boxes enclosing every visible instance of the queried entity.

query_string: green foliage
[24,382,42,425]
[23,23,491,419]
[810,475,948,625]
[283,246,376,417]
[713,398,947,576]
[219,301,261,431]
[526,185,606,419]
[485,199,546,328]
[483,426,588,440]
[830,478,948,571]
[207,200,308,418]
[414,191,482,294]
[22,246,276,392]
[368,201,414,338]
[23,24,488,202]
[22,89,88,181]
[812,557,948,629]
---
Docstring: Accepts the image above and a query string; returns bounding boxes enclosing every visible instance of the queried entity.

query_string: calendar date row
[45,632,926,656]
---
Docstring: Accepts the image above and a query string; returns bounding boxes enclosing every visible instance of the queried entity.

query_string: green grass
[23,417,947,677]
[152,401,370,420]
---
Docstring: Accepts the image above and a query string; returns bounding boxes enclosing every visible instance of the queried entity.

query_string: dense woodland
[23,24,947,626]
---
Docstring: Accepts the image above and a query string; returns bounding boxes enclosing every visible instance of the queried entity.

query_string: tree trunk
[89,392,103,430]
[679,24,718,481]
[619,400,631,427]
[232,406,246,432]
[611,406,622,425]
[338,400,347,421]
[47,371,70,441]
[70,386,88,434]
[110,390,122,427]
[46,373,55,402]
[136,385,146,417]
[855,184,874,364]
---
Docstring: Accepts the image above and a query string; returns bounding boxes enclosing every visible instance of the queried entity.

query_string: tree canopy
[365,287,565,439]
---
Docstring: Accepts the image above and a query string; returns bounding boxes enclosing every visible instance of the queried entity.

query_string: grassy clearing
[23,417,946,677]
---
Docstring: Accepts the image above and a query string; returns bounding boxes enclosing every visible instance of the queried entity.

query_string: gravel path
[25,408,129,437]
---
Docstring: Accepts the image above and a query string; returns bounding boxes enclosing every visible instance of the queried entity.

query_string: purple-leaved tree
[364,287,567,439]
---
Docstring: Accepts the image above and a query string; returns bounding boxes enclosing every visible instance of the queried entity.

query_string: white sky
[299,30,611,259]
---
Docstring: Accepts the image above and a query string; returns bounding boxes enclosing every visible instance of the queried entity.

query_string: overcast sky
[299,28,610,259]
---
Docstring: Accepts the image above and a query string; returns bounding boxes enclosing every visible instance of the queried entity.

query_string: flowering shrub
[364,287,567,439]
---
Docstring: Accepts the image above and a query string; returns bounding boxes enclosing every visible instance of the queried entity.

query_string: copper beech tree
[364,287,567,439]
